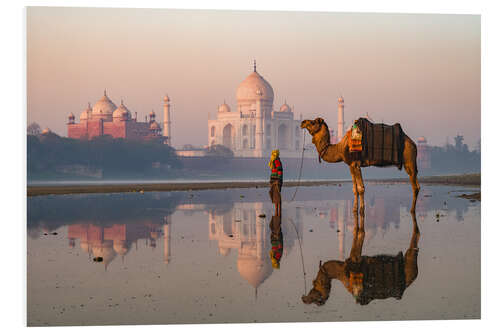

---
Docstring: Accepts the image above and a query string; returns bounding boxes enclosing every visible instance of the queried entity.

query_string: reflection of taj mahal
[208,202,302,292]
[208,62,303,158]
[208,203,271,289]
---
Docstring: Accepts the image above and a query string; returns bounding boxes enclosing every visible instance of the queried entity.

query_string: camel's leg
[352,164,366,216]
[404,211,420,286]
[403,137,420,214]
[404,161,420,214]
[349,214,365,263]
[349,164,359,214]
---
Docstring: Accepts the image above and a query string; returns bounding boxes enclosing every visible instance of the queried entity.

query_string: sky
[27,7,480,148]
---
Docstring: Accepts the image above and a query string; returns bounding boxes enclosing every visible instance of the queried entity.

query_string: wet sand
[27,173,480,196]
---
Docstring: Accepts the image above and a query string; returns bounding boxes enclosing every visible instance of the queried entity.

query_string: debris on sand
[309,229,313,232]
[93,257,103,262]
[51,232,58,235]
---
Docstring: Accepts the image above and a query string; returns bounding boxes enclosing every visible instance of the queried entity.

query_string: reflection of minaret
[163,216,171,264]
[337,201,346,261]
[256,217,264,261]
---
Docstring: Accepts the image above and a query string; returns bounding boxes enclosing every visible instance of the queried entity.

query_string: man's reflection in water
[269,215,283,269]
[302,212,420,306]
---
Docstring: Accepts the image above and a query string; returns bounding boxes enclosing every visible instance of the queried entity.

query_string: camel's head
[302,261,332,306]
[300,118,325,136]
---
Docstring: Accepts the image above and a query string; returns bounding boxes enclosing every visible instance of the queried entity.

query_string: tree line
[27,131,181,179]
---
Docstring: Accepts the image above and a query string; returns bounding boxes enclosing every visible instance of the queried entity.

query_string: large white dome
[237,256,273,288]
[92,90,117,116]
[236,71,274,103]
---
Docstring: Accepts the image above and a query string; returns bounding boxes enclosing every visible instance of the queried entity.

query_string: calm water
[27,184,480,326]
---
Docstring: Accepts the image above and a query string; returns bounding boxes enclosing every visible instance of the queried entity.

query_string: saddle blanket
[354,118,404,169]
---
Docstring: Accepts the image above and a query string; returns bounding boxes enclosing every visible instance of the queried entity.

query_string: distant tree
[27,122,41,136]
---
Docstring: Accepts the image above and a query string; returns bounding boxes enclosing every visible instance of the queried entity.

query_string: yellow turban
[268,149,280,170]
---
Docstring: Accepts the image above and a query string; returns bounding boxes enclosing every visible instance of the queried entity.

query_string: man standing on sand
[269,149,283,216]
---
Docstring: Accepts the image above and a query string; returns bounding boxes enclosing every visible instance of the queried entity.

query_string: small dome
[149,110,155,117]
[41,128,51,134]
[113,101,131,120]
[219,247,231,256]
[279,102,291,112]
[92,240,116,266]
[338,96,344,103]
[236,70,274,103]
[150,121,160,130]
[68,112,75,119]
[417,137,427,144]
[218,102,231,113]
[92,90,117,116]
[80,103,92,121]
[163,95,170,102]
[113,240,129,256]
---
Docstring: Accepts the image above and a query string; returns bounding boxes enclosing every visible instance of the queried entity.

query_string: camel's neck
[312,125,344,163]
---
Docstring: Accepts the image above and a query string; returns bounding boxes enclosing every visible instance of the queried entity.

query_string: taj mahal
[208,62,304,158]
[62,62,433,167]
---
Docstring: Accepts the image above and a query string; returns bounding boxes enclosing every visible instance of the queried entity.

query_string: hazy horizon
[27,7,480,148]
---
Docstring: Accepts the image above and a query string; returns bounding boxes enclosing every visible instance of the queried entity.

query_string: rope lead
[288,129,307,202]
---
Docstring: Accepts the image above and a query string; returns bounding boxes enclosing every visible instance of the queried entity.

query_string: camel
[301,211,420,306]
[300,118,420,214]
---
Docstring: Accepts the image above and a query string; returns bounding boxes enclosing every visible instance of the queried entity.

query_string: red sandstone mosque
[67,90,172,143]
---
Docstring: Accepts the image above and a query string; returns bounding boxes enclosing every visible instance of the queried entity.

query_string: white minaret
[163,95,171,145]
[255,93,264,156]
[337,96,345,141]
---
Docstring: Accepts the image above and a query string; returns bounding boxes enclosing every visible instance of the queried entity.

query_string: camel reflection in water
[302,211,420,306]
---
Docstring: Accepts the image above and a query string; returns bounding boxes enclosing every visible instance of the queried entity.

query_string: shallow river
[27,184,480,326]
